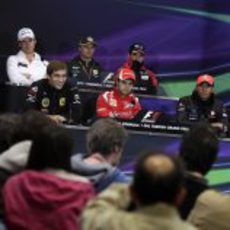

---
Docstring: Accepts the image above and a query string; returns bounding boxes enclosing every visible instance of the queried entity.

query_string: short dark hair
[46,60,67,76]
[179,123,219,175]
[0,114,20,153]
[87,118,128,156]
[133,152,185,206]
[13,110,55,144]
[26,125,73,172]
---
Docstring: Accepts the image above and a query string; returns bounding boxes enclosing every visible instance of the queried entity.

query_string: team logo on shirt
[209,110,216,119]
[177,102,185,112]
[41,97,50,108]
[141,75,149,80]
[93,69,99,77]
[73,94,81,104]
[210,110,216,116]
[72,66,80,78]
[124,102,134,109]
[59,97,66,107]
[110,99,117,107]
[31,86,38,93]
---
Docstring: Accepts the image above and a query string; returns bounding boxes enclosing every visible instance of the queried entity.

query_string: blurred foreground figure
[81,152,197,230]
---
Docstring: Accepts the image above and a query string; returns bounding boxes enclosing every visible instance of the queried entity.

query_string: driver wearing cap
[96,68,141,120]
[68,36,103,124]
[176,74,228,131]
[67,36,102,82]
[6,27,48,86]
[121,43,158,94]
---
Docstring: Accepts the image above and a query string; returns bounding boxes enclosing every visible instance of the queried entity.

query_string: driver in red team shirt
[96,68,142,120]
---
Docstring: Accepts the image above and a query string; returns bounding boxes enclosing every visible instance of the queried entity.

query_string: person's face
[130,50,145,63]
[117,79,134,96]
[19,37,36,54]
[79,44,95,59]
[196,84,214,101]
[48,69,67,90]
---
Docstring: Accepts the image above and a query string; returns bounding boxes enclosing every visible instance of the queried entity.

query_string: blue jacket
[71,153,129,193]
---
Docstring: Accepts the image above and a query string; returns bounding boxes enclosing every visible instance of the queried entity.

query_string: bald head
[144,154,175,176]
[132,152,185,206]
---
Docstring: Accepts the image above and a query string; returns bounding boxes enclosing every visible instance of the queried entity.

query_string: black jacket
[25,79,82,123]
[176,91,228,125]
[179,173,209,219]
[67,56,103,124]
[67,56,102,82]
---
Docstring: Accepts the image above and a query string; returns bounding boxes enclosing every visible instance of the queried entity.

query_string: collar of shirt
[17,50,41,63]
[136,203,181,220]
[113,88,134,101]
[75,56,94,67]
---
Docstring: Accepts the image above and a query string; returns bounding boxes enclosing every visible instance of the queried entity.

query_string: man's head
[13,110,56,144]
[27,125,73,172]
[0,114,21,153]
[47,61,68,90]
[196,74,214,101]
[179,123,219,175]
[87,118,128,165]
[17,27,36,55]
[78,36,97,60]
[129,43,145,63]
[131,152,185,207]
[116,68,136,96]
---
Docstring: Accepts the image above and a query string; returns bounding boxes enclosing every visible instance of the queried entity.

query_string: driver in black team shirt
[26,61,82,124]
[67,36,103,124]
[67,36,102,83]
[176,74,228,133]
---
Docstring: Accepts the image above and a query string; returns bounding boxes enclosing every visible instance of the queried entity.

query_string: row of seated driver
[6,27,158,94]
[24,60,228,134]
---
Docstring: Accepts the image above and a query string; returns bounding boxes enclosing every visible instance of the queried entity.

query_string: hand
[109,112,117,118]
[48,115,66,124]
[211,122,224,130]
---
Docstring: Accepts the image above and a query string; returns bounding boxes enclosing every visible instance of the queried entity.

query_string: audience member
[0,111,55,218]
[0,114,20,153]
[71,118,129,192]
[81,152,196,230]
[3,125,95,230]
[178,123,219,219]
[188,189,230,230]
[0,114,21,220]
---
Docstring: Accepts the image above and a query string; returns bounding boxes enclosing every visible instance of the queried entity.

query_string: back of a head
[133,152,185,206]
[0,114,20,153]
[13,110,56,144]
[179,123,219,175]
[87,118,128,157]
[26,125,74,172]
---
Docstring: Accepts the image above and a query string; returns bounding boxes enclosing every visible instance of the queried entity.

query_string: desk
[66,125,230,166]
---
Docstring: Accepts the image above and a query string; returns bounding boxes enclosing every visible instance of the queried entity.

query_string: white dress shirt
[6,50,48,86]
